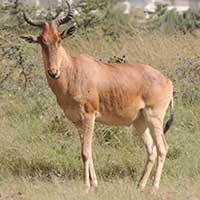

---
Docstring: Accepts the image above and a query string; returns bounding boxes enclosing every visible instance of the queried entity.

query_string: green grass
[1,177,200,200]
[0,97,200,192]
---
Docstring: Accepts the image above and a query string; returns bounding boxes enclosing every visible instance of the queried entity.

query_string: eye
[42,40,47,45]
[40,40,49,49]
[38,37,47,46]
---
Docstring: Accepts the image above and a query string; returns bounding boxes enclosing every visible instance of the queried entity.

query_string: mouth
[48,70,61,80]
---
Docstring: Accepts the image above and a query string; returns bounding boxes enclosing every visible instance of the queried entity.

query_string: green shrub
[174,57,200,104]
[76,0,117,29]
[147,5,200,33]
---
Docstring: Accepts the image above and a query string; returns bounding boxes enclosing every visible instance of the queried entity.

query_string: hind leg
[133,114,157,191]
[143,106,169,191]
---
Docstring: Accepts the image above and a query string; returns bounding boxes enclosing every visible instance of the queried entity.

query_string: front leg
[74,113,97,193]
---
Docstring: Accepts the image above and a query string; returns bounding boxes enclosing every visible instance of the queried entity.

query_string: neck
[61,46,73,74]
[45,46,76,97]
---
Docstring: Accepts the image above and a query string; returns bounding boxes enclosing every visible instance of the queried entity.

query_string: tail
[164,97,174,135]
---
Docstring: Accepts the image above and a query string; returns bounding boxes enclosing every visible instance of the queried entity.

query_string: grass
[0,4,200,199]
[0,93,200,199]
[1,177,200,200]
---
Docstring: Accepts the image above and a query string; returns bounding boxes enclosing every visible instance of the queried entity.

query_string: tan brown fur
[21,10,174,192]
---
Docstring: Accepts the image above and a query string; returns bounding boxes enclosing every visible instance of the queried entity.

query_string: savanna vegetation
[0,1,200,199]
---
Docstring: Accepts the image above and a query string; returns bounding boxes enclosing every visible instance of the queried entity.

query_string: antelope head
[21,1,77,80]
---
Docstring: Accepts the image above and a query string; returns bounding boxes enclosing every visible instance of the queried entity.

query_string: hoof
[137,184,146,192]
[150,186,159,194]
[84,185,98,194]
[90,185,98,193]
[84,186,90,194]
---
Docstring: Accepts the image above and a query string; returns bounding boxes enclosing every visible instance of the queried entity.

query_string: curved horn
[53,1,74,27]
[23,10,47,28]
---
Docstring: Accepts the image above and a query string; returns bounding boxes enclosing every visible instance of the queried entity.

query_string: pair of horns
[23,1,73,28]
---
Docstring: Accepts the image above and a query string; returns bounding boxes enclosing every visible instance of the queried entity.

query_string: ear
[61,24,77,39]
[20,35,39,43]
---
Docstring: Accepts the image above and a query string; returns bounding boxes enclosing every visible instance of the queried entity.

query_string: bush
[174,57,200,104]
[147,4,200,33]
[76,0,117,29]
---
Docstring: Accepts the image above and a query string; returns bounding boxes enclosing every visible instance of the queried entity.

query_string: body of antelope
[21,1,174,193]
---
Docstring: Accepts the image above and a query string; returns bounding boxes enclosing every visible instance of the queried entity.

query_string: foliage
[99,55,128,64]
[0,34,33,92]
[147,4,200,33]
[107,55,128,64]
[175,57,200,104]
[76,0,117,29]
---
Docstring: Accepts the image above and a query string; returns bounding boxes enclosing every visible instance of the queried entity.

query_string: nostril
[48,69,57,76]
[47,69,60,79]
[48,69,57,75]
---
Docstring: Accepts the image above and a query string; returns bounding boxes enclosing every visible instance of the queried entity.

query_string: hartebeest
[21,1,174,193]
